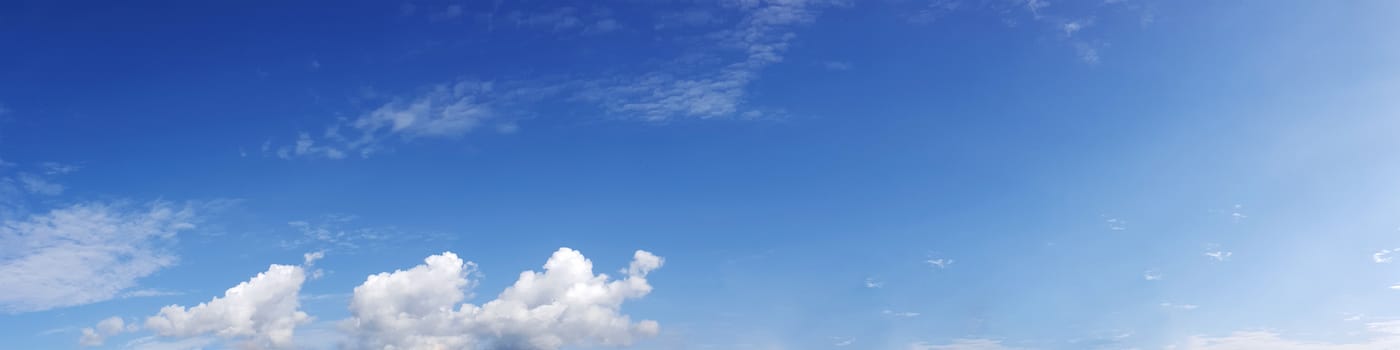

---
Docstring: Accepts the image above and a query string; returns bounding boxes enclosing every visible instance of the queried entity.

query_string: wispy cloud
[1161,302,1199,310]
[927,257,955,269]
[1143,270,1162,281]
[910,338,1021,350]
[1104,216,1127,231]
[1375,249,1397,263]
[865,277,884,288]
[0,201,198,313]
[1205,250,1232,262]
[883,309,921,318]
[1184,321,1400,349]
[832,337,855,346]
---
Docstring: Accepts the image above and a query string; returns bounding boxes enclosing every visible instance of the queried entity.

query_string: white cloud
[0,201,197,313]
[910,338,1021,350]
[1144,270,1162,281]
[144,264,311,349]
[832,336,854,346]
[1161,302,1199,310]
[865,277,884,288]
[303,251,325,266]
[345,248,664,350]
[1104,217,1127,231]
[577,0,839,121]
[1374,249,1397,263]
[276,81,497,159]
[927,258,954,269]
[1181,321,1400,349]
[281,215,390,248]
[17,173,64,195]
[883,309,920,318]
[79,316,131,346]
[1205,250,1232,262]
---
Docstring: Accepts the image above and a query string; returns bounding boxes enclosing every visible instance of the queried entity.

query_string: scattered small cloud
[1205,250,1232,262]
[927,257,954,269]
[909,338,1021,350]
[822,61,853,71]
[883,309,921,318]
[280,214,408,249]
[864,277,884,288]
[1104,216,1127,231]
[1374,249,1397,263]
[832,337,855,347]
[1143,270,1162,281]
[1062,18,1092,37]
[1231,204,1247,222]
[1161,302,1199,310]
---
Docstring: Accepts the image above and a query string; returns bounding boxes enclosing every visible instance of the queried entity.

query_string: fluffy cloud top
[346,248,664,350]
[0,201,196,313]
[143,264,311,349]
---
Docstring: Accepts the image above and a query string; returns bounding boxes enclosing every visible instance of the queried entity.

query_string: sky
[2,0,1400,349]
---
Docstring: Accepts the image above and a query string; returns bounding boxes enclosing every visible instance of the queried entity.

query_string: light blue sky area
[2,1,1400,349]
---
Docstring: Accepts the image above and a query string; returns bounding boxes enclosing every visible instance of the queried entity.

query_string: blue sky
[2,0,1400,349]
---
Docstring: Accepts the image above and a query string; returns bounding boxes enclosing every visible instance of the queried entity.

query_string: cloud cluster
[143,264,311,349]
[0,201,197,313]
[346,248,664,350]
[88,248,663,350]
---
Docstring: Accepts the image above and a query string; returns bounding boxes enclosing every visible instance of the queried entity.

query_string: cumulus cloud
[79,316,132,346]
[0,201,197,313]
[345,248,664,350]
[1181,321,1400,349]
[144,264,311,349]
